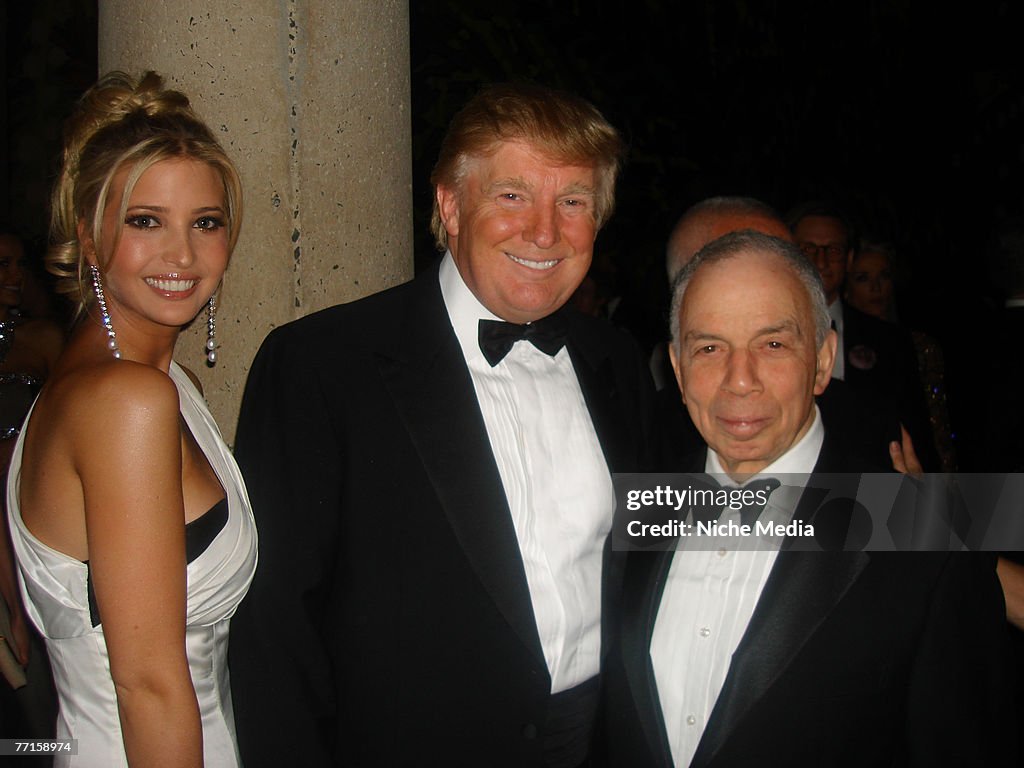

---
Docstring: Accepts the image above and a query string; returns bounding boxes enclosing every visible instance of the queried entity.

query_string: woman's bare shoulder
[42,360,181,445]
[18,360,183,561]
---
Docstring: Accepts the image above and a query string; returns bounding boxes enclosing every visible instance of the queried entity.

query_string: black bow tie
[478,315,567,367]
[737,477,782,527]
[691,476,782,527]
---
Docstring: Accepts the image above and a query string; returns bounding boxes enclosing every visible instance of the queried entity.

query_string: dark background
[4,1,1024,465]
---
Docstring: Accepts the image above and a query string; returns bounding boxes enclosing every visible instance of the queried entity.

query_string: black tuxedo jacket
[605,437,1015,767]
[981,305,1024,472]
[840,302,939,470]
[229,261,657,767]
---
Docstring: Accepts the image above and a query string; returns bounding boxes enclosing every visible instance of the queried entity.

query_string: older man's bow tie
[691,476,782,527]
[478,315,567,366]
[738,478,782,527]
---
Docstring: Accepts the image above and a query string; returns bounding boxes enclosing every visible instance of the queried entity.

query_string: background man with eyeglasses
[788,201,938,470]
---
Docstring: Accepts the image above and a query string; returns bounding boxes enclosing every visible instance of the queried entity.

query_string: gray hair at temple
[429,82,624,251]
[665,196,786,282]
[669,230,832,352]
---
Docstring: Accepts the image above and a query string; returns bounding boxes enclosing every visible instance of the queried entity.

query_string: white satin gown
[6,362,258,767]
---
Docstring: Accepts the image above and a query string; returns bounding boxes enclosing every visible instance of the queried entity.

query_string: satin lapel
[693,551,870,765]
[693,437,871,767]
[620,549,677,768]
[374,268,544,665]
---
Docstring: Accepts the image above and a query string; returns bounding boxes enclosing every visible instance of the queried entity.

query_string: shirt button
[699,626,711,638]
[686,715,697,726]
[717,548,728,557]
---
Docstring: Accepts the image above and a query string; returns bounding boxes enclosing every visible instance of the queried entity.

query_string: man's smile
[505,252,561,270]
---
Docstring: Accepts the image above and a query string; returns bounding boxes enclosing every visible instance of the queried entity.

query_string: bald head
[665,196,792,282]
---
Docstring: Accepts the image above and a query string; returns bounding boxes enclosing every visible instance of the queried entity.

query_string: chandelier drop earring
[205,293,218,366]
[89,264,121,359]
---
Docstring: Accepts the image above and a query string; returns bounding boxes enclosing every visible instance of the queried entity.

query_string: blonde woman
[5,72,256,767]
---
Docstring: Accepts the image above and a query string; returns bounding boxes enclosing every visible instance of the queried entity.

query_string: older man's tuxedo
[605,436,1015,767]
[228,259,656,767]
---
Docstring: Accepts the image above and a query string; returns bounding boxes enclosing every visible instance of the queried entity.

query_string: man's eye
[195,216,224,231]
[500,193,521,201]
[766,340,785,350]
[126,215,158,228]
[698,345,717,354]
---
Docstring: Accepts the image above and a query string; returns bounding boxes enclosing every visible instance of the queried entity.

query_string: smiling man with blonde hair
[232,82,655,768]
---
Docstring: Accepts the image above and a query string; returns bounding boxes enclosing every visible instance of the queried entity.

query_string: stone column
[98,0,412,443]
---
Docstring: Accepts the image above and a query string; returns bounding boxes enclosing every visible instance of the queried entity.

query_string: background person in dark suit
[229,83,656,768]
[788,202,939,470]
[606,231,1013,767]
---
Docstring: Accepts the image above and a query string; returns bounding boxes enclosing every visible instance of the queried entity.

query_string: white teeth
[145,277,197,292]
[507,253,559,270]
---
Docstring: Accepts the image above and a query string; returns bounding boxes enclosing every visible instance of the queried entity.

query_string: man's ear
[77,220,98,266]
[814,328,838,395]
[435,184,460,240]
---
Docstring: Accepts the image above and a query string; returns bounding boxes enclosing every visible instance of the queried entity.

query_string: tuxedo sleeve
[228,323,343,767]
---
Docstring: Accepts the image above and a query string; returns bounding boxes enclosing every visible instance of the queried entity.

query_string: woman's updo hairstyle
[49,71,243,317]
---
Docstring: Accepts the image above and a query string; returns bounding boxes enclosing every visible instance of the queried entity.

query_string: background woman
[0,226,63,738]
[5,72,256,767]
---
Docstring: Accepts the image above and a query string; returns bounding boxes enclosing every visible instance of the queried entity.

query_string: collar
[439,251,503,366]
[828,300,843,332]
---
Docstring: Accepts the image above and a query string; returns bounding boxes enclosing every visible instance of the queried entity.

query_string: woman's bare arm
[73,364,202,767]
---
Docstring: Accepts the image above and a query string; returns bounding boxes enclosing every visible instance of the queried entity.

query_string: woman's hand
[889,425,923,477]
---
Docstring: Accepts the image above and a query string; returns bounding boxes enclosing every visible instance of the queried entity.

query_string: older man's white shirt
[651,407,824,767]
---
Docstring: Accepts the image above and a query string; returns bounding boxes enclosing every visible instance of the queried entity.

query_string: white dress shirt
[650,408,824,767]
[439,253,613,693]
